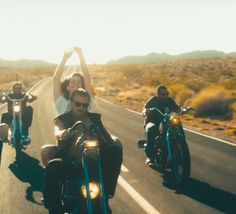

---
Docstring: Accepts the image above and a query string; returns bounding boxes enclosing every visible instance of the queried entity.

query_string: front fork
[166,127,185,163]
[12,113,23,148]
[83,155,108,214]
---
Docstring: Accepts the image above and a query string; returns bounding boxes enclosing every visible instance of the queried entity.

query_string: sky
[0,0,236,64]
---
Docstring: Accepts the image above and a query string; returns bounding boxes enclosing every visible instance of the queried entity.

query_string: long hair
[60,73,85,100]
[72,73,85,89]
[60,79,70,100]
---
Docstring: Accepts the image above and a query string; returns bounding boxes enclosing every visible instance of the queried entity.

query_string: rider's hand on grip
[143,108,152,117]
[58,129,72,142]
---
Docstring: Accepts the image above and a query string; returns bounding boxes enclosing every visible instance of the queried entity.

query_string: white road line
[96,97,117,106]
[184,127,236,146]
[121,164,129,172]
[118,176,160,214]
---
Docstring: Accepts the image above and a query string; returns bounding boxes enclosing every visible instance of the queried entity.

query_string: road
[0,77,235,214]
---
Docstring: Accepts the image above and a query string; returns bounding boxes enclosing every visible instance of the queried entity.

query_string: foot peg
[138,139,146,148]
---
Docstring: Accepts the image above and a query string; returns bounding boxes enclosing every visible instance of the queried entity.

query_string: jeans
[145,122,159,159]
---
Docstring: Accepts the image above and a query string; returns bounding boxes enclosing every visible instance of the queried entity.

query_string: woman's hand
[74,47,82,55]
[62,49,73,62]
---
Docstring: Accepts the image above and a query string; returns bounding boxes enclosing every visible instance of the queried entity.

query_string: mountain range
[0,58,53,69]
[108,50,236,64]
[1,50,236,68]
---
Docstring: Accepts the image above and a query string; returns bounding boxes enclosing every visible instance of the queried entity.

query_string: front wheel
[171,137,191,187]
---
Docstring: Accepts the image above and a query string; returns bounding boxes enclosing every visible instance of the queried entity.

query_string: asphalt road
[0,77,235,214]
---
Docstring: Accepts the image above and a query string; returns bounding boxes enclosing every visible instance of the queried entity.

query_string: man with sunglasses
[0,82,37,143]
[43,88,122,214]
[142,85,180,165]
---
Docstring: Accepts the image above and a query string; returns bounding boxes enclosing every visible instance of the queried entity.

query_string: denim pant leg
[101,141,123,196]
[145,122,157,159]
[22,106,33,135]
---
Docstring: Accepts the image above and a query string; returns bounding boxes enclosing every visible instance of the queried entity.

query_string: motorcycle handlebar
[2,93,34,102]
[145,106,193,117]
[146,107,166,117]
[68,121,87,134]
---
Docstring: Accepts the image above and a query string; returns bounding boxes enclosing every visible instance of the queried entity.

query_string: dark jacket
[54,111,114,156]
[144,96,180,125]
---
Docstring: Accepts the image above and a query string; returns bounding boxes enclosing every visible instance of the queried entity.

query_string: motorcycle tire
[171,136,191,187]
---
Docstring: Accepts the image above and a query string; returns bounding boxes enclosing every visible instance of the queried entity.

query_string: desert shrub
[232,102,236,119]
[169,84,195,105]
[221,69,234,78]
[225,128,236,137]
[0,66,55,92]
[186,81,205,92]
[107,73,127,87]
[221,77,236,90]
[190,87,234,118]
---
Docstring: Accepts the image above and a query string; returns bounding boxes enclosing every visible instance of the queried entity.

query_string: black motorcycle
[138,107,191,186]
[59,121,110,214]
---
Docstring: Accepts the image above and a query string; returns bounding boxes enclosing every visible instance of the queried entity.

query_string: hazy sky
[0,0,235,64]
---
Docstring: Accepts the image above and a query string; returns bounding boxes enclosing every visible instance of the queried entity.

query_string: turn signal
[170,116,181,126]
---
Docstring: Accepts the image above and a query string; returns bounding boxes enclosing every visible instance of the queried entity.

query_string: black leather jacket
[54,110,114,155]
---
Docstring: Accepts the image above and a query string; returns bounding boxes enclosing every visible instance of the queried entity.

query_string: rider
[43,88,123,213]
[0,82,37,142]
[143,85,180,164]
[54,47,94,115]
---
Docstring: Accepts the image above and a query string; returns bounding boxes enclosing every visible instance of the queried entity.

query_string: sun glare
[0,0,235,64]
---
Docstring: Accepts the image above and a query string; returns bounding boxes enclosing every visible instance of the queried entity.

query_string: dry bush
[190,87,234,118]
[225,128,236,137]
[116,86,155,111]
[221,77,236,90]
[108,73,127,87]
[0,66,55,93]
[168,84,195,105]
[232,103,236,119]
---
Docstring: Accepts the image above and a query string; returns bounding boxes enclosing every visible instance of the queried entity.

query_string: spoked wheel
[171,137,191,187]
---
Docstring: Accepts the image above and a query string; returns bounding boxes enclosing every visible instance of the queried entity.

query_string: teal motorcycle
[138,107,191,186]
[60,121,109,214]
[2,92,33,161]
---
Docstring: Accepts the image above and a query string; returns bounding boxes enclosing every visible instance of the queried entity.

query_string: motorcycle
[57,121,110,214]
[138,107,191,186]
[1,92,33,161]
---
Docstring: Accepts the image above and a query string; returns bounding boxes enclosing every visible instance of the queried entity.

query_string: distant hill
[108,50,236,64]
[0,59,53,69]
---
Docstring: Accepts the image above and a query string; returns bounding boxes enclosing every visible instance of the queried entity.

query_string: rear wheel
[171,137,191,186]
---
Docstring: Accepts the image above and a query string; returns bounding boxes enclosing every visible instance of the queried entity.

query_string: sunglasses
[160,92,169,96]
[73,101,89,108]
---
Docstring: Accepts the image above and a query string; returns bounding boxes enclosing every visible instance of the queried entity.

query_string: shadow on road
[8,151,45,205]
[161,171,236,214]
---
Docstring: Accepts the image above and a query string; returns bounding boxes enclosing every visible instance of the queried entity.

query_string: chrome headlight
[81,182,100,199]
[13,105,21,113]
[83,140,99,159]
[84,140,98,148]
